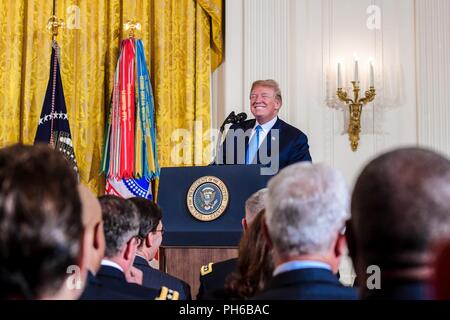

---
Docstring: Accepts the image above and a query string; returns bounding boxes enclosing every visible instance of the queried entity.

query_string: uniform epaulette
[200,262,214,276]
[155,286,180,300]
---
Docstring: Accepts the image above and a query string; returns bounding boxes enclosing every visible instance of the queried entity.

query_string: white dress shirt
[273,260,332,277]
[249,116,278,148]
[101,259,124,273]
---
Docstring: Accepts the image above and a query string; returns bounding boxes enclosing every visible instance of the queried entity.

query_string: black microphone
[233,112,247,124]
[220,111,236,131]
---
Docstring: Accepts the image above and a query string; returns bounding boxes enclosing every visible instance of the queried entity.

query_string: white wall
[416,0,450,158]
[212,0,450,285]
[214,0,429,185]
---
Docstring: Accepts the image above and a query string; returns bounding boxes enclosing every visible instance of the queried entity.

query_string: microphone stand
[211,112,235,165]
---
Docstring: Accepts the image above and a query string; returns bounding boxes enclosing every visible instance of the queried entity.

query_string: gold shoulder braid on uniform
[155,286,180,300]
[200,262,214,276]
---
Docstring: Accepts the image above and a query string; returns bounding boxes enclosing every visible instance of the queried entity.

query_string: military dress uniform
[134,255,191,299]
[197,258,238,300]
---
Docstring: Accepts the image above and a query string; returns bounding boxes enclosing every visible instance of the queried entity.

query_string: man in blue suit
[253,163,357,300]
[218,79,311,174]
[129,197,191,299]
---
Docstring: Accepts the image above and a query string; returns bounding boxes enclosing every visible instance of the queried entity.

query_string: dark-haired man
[129,197,191,299]
[81,195,178,300]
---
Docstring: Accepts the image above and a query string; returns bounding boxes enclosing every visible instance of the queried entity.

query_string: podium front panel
[158,165,272,247]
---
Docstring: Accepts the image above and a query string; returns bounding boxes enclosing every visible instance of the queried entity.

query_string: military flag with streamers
[101,38,159,199]
[35,40,78,174]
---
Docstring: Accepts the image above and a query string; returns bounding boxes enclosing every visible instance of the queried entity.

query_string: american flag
[34,40,78,175]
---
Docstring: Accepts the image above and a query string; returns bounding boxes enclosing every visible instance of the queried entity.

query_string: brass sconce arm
[336,88,354,105]
[336,83,376,152]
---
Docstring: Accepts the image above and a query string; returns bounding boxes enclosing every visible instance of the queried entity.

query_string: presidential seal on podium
[187,176,229,221]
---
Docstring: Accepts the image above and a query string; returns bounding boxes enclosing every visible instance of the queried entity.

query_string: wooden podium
[157,165,272,299]
[159,247,238,299]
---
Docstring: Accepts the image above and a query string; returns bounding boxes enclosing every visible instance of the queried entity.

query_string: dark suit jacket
[362,280,430,300]
[197,258,238,300]
[252,268,358,300]
[80,266,160,300]
[133,255,191,300]
[218,118,312,172]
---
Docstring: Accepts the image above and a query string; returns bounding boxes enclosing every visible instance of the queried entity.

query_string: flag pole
[35,3,78,176]
[46,0,64,41]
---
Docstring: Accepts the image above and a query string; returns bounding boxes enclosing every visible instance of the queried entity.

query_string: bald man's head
[351,148,450,271]
[79,185,102,227]
[78,185,105,274]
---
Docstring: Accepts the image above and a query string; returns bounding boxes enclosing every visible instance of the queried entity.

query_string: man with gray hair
[242,188,268,229]
[349,147,450,300]
[197,188,268,299]
[254,162,357,300]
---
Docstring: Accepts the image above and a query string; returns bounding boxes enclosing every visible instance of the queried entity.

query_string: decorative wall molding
[415,0,450,157]
[243,0,290,120]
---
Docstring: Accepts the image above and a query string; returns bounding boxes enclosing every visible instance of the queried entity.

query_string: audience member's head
[265,162,349,273]
[78,184,105,275]
[243,188,268,230]
[350,148,450,293]
[0,144,83,299]
[98,195,140,273]
[225,210,273,299]
[128,197,163,261]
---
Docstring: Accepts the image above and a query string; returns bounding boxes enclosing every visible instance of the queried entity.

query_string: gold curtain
[0,0,223,195]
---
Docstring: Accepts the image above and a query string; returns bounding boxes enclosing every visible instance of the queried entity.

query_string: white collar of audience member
[273,260,331,276]
[101,259,124,273]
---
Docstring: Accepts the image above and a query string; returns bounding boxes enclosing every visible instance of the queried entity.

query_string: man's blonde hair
[251,79,282,105]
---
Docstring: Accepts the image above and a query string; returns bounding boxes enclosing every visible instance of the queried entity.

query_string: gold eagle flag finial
[124,20,141,38]
[46,15,65,39]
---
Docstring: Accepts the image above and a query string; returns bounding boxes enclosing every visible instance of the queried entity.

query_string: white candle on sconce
[354,60,359,83]
[337,61,342,88]
[353,53,359,83]
[369,60,375,87]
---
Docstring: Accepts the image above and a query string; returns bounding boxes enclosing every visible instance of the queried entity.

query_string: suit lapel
[244,119,256,148]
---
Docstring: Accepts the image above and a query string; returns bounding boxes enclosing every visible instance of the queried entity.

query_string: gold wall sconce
[336,59,376,152]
